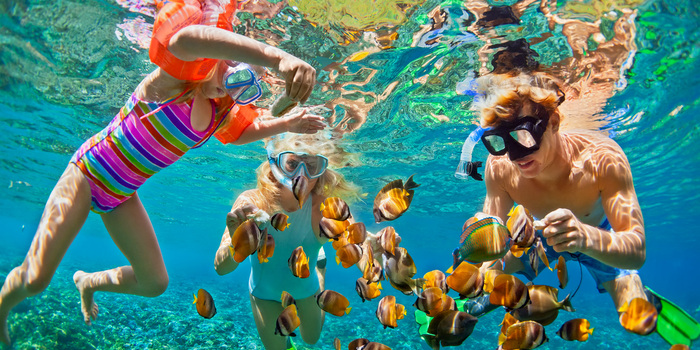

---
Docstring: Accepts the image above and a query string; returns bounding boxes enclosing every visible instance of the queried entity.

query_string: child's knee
[142,273,169,297]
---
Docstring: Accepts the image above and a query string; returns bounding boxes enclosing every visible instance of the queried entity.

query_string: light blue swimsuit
[517,217,638,293]
[249,199,324,300]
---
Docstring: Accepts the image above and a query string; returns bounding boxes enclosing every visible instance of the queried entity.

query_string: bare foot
[73,271,99,326]
[0,310,10,345]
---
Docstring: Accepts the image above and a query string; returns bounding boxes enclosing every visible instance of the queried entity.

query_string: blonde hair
[255,133,362,211]
[472,71,565,127]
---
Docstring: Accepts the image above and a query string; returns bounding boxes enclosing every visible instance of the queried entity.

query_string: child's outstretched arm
[230,108,326,145]
[169,26,316,103]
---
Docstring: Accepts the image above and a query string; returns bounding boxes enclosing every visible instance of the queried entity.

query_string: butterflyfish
[335,243,363,268]
[414,287,450,317]
[499,313,519,345]
[192,288,217,319]
[256,228,274,263]
[355,277,382,302]
[424,310,478,348]
[274,304,301,337]
[483,268,505,294]
[618,297,658,336]
[383,247,424,296]
[320,197,351,221]
[511,284,575,326]
[507,205,535,258]
[319,217,350,240]
[270,213,290,231]
[501,320,548,350]
[359,342,392,350]
[333,337,341,350]
[446,261,484,299]
[557,318,594,342]
[555,256,568,289]
[376,295,406,329]
[423,270,448,294]
[348,338,370,349]
[230,219,262,263]
[453,215,510,267]
[490,273,530,310]
[346,222,367,245]
[315,290,352,317]
[292,175,309,208]
[359,244,383,284]
[280,291,296,308]
[377,226,400,255]
[288,246,310,279]
[373,175,420,223]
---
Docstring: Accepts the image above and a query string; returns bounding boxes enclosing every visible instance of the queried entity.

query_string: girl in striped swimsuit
[0,13,325,345]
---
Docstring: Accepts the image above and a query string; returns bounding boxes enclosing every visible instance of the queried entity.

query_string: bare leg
[602,273,646,313]
[297,291,324,345]
[73,192,168,325]
[250,293,287,350]
[0,164,92,345]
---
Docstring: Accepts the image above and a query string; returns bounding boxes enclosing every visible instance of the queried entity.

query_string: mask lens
[483,135,506,154]
[510,129,537,148]
[277,152,328,178]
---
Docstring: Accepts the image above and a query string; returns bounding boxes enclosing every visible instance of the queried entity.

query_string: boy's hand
[285,109,326,134]
[539,208,588,254]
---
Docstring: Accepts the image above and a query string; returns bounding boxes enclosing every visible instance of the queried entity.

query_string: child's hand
[276,54,316,104]
[285,109,326,134]
[226,203,259,237]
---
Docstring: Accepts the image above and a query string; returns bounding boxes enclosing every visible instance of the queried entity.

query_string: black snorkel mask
[481,114,549,161]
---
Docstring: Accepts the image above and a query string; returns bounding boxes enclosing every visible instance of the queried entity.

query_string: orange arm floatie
[214,104,261,144]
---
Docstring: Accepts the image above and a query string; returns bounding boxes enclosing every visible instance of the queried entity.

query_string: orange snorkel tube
[150,0,238,81]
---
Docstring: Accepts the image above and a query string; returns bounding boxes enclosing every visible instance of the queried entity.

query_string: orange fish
[373,175,420,222]
[355,278,382,302]
[557,318,594,342]
[383,247,424,296]
[618,297,658,336]
[288,246,310,278]
[335,243,363,268]
[316,290,352,317]
[376,295,406,329]
[275,304,301,337]
[512,284,575,326]
[555,256,568,289]
[319,217,350,240]
[333,337,341,350]
[360,244,383,284]
[320,197,351,221]
[360,342,392,350]
[501,320,548,350]
[507,205,535,258]
[670,345,690,350]
[499,313,519,345]
[446,261,484,299]
[256,228,274,263]
[270,213,290,231]
[292,175,309,208]
[423,270,448,294]
[414,287,451,317]
[483,268,505,294]
[331,231,351,250]
[490,274,530,310]
[281,291,296,308]
[230,219,262,263]
[346,222,367,244]
[453,216,510,266]
[425,310,478,348]
[377,226,400,255]
[192,288,217,319]
[348,338,370,349]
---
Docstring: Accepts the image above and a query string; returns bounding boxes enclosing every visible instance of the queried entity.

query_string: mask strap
[455,126,487,181]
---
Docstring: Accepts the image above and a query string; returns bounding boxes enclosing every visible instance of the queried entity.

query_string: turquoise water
[1,0,700,348]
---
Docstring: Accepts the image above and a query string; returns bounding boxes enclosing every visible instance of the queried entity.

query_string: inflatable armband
[150,0,237,81]
[214,104,260,144]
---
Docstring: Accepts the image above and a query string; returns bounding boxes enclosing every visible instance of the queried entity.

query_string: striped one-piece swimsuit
[70,93,218,213]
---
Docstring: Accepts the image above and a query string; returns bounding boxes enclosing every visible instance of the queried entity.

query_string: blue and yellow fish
[452,215,510,268]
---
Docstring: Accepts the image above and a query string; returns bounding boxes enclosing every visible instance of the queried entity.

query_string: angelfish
[373,175,420,222]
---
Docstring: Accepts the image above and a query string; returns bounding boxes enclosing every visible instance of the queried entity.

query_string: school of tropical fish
[195,178,664,350]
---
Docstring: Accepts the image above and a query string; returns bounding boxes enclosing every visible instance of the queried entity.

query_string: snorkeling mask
[222,61,263,105]
[481,114,549,161]
[266,142,329,189]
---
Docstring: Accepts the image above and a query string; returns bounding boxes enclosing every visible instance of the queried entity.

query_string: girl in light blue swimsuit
[214,133,360,350]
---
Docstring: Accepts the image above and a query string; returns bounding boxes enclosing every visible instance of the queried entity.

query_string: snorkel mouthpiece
[455,126,486,181]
